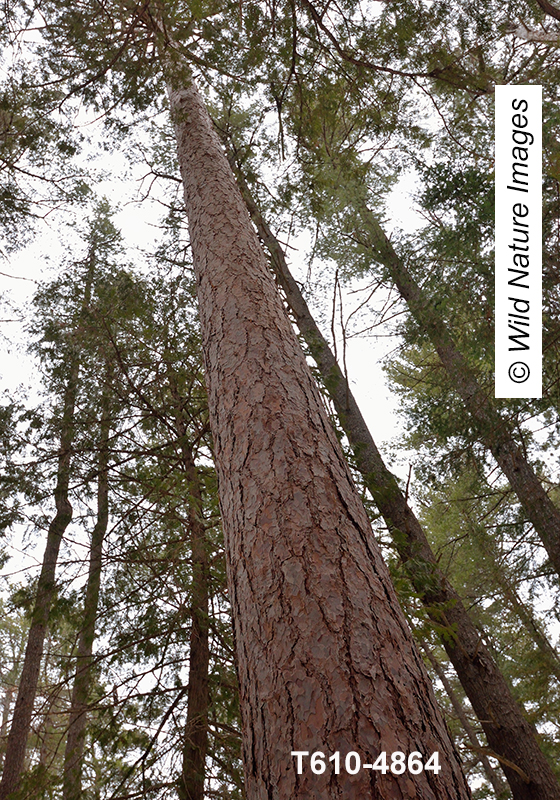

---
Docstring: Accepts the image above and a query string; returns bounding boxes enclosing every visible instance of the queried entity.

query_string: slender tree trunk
[357,208,560,577]
[0,634,25,772]
[502,583,560,679]
[0,258,95,799]
[418,640,510,800]
[0,686,15,771]
[0,369,77,800]
[37,660,55,770]
[226,166,560,800]
[179,451,209,800]
[62,373,111,800]
[167,72,471,800]
[166,366,210,800]
[468,519,560,682]
[37,636,58,768]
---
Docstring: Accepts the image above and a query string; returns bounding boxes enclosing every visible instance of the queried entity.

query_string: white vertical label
[495,85,542,398]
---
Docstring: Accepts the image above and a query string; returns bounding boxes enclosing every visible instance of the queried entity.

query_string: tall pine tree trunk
[358,208,560,577]
[167,71,471,800]
[62,371,111,800]
[227,166,560,800]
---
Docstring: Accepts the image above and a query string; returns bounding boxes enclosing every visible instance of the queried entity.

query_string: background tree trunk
[177,448,209,800]
[0,687,15,772]
[466,516,560,682]
[166,367,210,800]
[0,367,78,800]
[418,639,510,800]
[0,256,96,799]
[63,370,111,800]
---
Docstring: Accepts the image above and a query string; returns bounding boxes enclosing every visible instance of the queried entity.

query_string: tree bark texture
[358,208,560,578]
[168,75,471,800]
[228,168,560,800]
[62,374,111,800]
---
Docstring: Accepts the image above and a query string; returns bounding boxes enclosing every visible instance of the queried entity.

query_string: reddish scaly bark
[167,74,471,800]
